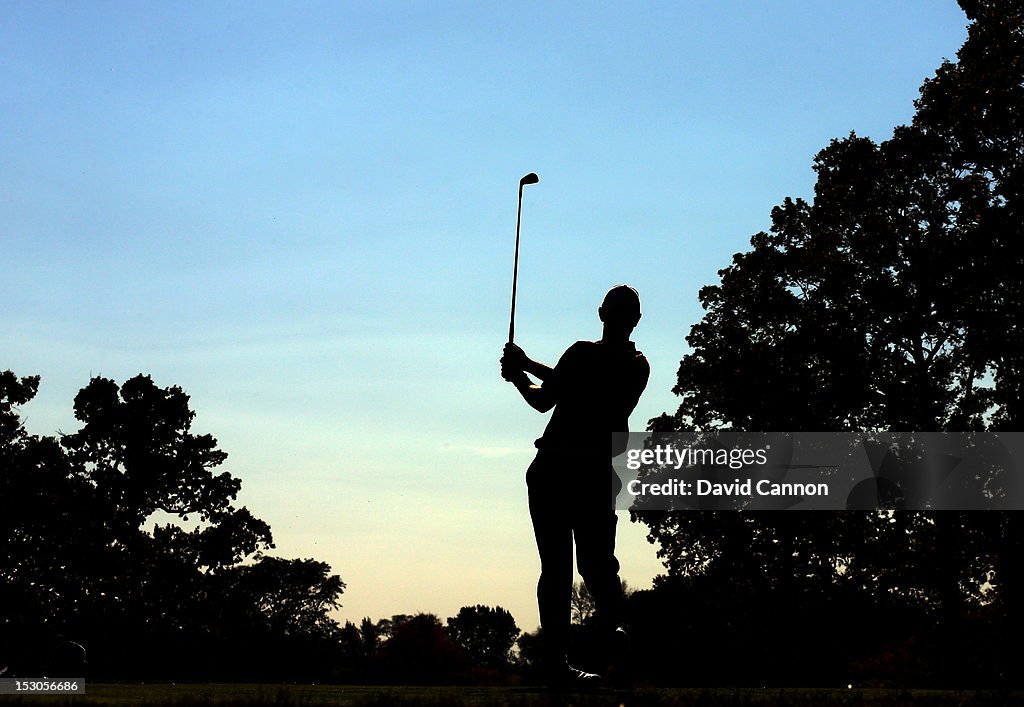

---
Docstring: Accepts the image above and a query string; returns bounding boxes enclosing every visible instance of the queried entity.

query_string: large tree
[638,0,1022,686]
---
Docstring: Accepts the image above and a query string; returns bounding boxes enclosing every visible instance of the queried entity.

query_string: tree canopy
[446,605,520,669]
[652,0,1020,435]
[637,0,1022,687]
[0,373,346,680]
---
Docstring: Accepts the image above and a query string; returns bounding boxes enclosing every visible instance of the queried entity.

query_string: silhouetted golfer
[501,284,649,686]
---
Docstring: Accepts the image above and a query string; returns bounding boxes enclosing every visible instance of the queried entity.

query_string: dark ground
[1,684,1023,707]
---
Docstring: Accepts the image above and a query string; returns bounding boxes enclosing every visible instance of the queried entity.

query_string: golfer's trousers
[526,447,623,662]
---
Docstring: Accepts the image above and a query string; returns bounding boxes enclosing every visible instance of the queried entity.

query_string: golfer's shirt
[535,339,650,458]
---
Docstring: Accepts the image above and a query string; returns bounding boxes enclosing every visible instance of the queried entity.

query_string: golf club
[509,172,539,344]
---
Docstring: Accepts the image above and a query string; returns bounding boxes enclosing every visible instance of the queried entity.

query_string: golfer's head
[599,284,642,331]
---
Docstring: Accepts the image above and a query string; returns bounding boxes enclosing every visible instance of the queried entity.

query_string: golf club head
[520,172,539,186]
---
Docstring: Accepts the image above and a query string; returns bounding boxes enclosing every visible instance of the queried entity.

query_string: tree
[445,605,520,669]
[0,372,346,680]
[909,1,1024,682]
[570,581,596,625]
[638,0,1022,686]
[910,0,1024,433]
[62,375,271,550]
[570,580,633,625]
[223,557,345,639]
[655,125,996,434]
[0,372,77,674]
[360,616,386,655]
[371,613,467,684]
[336,621,368,680]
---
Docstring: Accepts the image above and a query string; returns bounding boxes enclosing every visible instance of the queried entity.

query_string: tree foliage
[0,373,345,680]
[371,614,467,684]
[639,0,1022,686]
[446,605,520,669]
[655,0,1020,436]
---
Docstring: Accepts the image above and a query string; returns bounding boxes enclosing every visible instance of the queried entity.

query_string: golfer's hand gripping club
[501,342,529,382]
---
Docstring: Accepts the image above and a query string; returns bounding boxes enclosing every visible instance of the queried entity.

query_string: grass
[0,684,1022,706]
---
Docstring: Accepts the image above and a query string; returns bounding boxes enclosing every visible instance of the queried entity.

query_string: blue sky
[3,1,969,630]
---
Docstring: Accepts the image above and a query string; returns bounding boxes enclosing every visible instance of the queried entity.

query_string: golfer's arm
[511,375,555,413]
[523,358,553,381]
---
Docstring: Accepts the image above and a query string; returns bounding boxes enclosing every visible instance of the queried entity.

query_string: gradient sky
[3,1,969,630]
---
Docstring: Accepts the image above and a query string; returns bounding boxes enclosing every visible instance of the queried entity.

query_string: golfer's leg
[574,468,624,632]
[527,455,573,665]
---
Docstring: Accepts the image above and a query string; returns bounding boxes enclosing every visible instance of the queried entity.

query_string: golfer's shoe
[549,662,602,689]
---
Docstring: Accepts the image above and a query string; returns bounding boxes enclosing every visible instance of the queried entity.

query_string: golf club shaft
[509,183,524,344]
